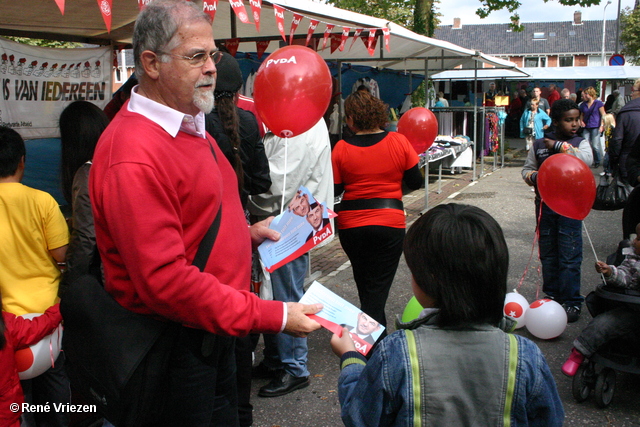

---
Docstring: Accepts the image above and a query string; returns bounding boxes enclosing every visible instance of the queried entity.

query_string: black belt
[338,198,404,211]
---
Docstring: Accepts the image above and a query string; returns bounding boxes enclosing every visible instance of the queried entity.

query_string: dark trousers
[160,333,238,427]
[339,225,405,329]
[21,352,71,427]
[235,335,256,427]
[622,185,640,240]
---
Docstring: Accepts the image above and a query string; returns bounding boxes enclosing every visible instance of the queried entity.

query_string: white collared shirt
[128,85,207,139]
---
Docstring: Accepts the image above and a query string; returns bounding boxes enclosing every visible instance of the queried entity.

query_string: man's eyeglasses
[160,50,223,67]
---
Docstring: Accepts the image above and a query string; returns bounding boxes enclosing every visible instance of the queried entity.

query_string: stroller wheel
[594,368,616,408]
[572,365,592,403]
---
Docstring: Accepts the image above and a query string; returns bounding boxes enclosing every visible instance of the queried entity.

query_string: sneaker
[564,305,581,323]
[562,348,585,376]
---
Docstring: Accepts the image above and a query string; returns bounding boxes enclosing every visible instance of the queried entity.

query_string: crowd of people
[2,0,640,425]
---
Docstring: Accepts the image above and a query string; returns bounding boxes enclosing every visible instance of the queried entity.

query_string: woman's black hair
[403,203,509,327]
[550,98,580,122]
[59,101,109,205]
[0,126,26,178]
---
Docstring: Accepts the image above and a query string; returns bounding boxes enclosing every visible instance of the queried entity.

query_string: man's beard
[194,76,216,113]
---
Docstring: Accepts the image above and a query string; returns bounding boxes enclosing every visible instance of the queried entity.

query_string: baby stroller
[571,239,640,408]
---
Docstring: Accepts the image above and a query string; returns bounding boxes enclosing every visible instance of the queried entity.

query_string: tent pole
[473,59,478,182]
[424,57,430,212]
[338,60,343,141]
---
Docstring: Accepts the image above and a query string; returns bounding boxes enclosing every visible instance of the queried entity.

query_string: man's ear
[140,50,161,80]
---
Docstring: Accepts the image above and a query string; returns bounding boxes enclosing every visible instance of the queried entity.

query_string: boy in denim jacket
[330,203,564,427]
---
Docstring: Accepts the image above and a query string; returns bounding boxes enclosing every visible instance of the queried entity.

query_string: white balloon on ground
[503,292,529,329]
[525,299,567,339]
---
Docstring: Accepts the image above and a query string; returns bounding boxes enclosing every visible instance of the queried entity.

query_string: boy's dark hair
[404,203,508,327]
[0,126,26,178]
[550,98,579,122]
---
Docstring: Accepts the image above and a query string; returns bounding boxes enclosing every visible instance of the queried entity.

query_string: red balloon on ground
[537,153,595,220]
[396,107,438,154]
[253,45,332,138]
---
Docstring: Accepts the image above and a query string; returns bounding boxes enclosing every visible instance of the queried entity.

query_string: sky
[438,0,636,26]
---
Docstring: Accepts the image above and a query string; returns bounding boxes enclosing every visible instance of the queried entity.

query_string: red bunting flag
[97,0,112,33]
[382,27,391,52]
[289,13,303,45]
[306,19,319,47]
[248,0,262,32]
[202,0,217,20]
[54,0,64,15]
[330,34,342,54]
[339,27,350,52]
[229,0,250,24]
[256,40,270,59]
[349,29,362,51]
[322,24,334,51]
[273,4,286,42]
[138,0,152,10]
[226,38,240,56]
[366,29,377,56]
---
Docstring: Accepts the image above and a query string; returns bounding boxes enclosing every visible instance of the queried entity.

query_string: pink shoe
[561,348,585,377]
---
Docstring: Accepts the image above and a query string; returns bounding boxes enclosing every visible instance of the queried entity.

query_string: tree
[6,37,80,49]
[621,6,640,65]
[476,0,604,31]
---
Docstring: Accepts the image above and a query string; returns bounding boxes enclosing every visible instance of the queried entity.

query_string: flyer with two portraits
[299,281,385,356]
[258,186,336,273]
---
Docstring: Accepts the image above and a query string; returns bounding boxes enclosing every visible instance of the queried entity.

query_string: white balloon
[525,299,567,339]
[503,292,529,329]
[15,313,63,380]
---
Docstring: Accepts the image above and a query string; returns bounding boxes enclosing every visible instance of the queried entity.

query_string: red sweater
[0,305,62,427]
[90,108,283,336]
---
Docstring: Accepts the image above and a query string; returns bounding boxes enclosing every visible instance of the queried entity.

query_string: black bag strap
[193,137,223,271]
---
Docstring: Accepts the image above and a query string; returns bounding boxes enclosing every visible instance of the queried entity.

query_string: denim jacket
[337,309,564,427]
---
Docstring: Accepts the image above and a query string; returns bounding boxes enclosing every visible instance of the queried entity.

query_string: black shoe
[251,362,280,379]
[258,371,309,397]
[564,305,581,323]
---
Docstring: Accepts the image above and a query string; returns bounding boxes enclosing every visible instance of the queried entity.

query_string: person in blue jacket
[330,203,564,427]
[521,98,552,150]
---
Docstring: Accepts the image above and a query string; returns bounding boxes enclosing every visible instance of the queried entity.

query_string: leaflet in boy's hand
[299,281,384,356]
[258,186,336,272]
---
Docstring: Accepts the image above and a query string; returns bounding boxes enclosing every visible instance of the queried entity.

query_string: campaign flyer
[299,281,384,356]
[258,186,335,272]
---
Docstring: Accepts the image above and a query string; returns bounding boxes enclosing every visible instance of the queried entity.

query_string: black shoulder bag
[61,139,223,426]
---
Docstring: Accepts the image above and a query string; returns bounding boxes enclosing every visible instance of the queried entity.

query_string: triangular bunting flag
[365,29,377,56]
[330,34,342,54]
[202,0,217,20]
[382,27,390,52]
[322,24,334,51]
[229,0,250,24]
[289,13,303,45]
[306,19,319,47]
[256,40,270,59]
[97,0,112,33]
[54,0,64,15]
[249,0,262,32]
[339,27,350,51]
[349,29,362,51]
[273,4,286,42]
[226,38,240,56]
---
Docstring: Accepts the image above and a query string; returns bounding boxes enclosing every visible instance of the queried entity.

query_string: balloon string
[583,221,607,284]
[518,201,543,296]
[280,137,288,216]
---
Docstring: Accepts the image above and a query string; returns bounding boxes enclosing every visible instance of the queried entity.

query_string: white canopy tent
[0,0,519,74]
[431,66,640,81]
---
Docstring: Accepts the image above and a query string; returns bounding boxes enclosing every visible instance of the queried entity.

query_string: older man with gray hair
[89,0,322,424]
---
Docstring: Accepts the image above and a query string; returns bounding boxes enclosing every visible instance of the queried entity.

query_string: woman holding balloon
[332,91,422,335]
[521,99,593,323]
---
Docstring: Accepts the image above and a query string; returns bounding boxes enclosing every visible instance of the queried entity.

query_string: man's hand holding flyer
[299,281,384,356]
[258,186,336,272]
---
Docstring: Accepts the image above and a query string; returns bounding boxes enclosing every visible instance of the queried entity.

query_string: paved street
[250,141,640,427]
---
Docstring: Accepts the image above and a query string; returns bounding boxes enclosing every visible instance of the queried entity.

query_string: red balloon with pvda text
[253,45,332,138]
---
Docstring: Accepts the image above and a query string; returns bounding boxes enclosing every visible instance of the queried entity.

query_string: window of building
[533,32,545,40]
[559,56,574,67]
[569,30,576,36]
[588,56,604,66]
[549,32,556,37]
[524,56,547,67]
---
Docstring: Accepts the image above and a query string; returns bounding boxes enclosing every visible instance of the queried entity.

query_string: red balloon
[253,46,332,138]
[396,107,438,154]
[538,153,596,220]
